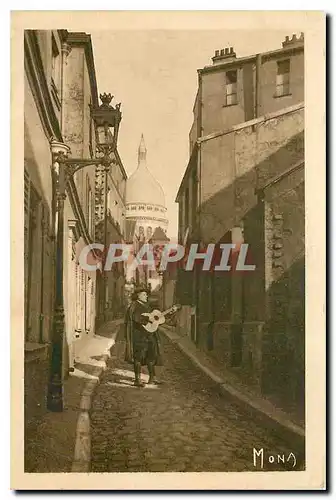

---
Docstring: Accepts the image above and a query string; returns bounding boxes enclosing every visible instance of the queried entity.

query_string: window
[276,59,290,97]
[51,35,61,94]
[225,70,237,106]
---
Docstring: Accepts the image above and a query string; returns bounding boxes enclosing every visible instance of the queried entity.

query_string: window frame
[224,69,238,107]
[275,58,291,98]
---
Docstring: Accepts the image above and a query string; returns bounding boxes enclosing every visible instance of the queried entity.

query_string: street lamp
[91,93,121,322]
[47,93,121,412]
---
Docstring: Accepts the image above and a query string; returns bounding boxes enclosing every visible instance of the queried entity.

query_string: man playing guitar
[124,286,179,387]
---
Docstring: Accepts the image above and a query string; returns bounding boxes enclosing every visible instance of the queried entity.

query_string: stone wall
[186,107,304,415]
[261,169,305,416]
[199,105,304,243]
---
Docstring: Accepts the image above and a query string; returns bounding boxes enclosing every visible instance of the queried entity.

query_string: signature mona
[253,448,297,469]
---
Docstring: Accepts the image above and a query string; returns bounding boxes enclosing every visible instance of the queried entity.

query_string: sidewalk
[160,324,305,447]
[24,319,123,474]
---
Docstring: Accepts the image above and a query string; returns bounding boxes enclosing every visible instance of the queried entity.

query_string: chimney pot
[220,49,225,56]
[285,36,289,42]
[230,47,234,53]
[225,48,229,55]
[215,50,220,57]
[292,34,297,41]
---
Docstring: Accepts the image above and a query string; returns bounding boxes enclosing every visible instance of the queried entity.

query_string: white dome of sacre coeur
[126,135,166,208]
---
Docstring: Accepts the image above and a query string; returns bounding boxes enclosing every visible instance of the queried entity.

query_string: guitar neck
[162,306,177,317]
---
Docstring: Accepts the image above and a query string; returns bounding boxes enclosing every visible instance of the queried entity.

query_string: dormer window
[225,70,237,106]
[275,59,290,97]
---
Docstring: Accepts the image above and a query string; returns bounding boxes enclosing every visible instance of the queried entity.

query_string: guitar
[141,304,181,333]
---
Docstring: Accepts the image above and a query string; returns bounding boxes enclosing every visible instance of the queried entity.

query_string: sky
[90,29,294,239]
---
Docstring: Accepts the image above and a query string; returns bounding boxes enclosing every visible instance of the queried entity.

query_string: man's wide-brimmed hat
[132,286,149,300]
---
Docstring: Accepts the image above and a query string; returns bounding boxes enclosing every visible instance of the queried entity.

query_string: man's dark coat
[124,301,163,366]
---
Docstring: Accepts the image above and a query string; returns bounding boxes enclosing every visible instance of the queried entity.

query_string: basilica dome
[126,135,166,208]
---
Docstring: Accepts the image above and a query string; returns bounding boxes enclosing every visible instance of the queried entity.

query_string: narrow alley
[90,327,305,473]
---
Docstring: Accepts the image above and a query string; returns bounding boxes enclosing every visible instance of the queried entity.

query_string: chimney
[282,32,304,48]
[212,46,236,65]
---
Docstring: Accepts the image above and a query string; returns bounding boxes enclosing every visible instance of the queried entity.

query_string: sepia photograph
[11,10,325,491]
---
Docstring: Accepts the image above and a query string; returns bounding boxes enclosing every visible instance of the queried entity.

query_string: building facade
[24,30,126,441]
[175,34,305,420]
[125,135,168,291]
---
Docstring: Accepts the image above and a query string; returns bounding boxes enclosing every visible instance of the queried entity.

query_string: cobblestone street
[91,329,305,473]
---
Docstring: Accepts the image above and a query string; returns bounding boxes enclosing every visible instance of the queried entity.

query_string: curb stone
[160,325,305,451]
[71,325,121,473]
